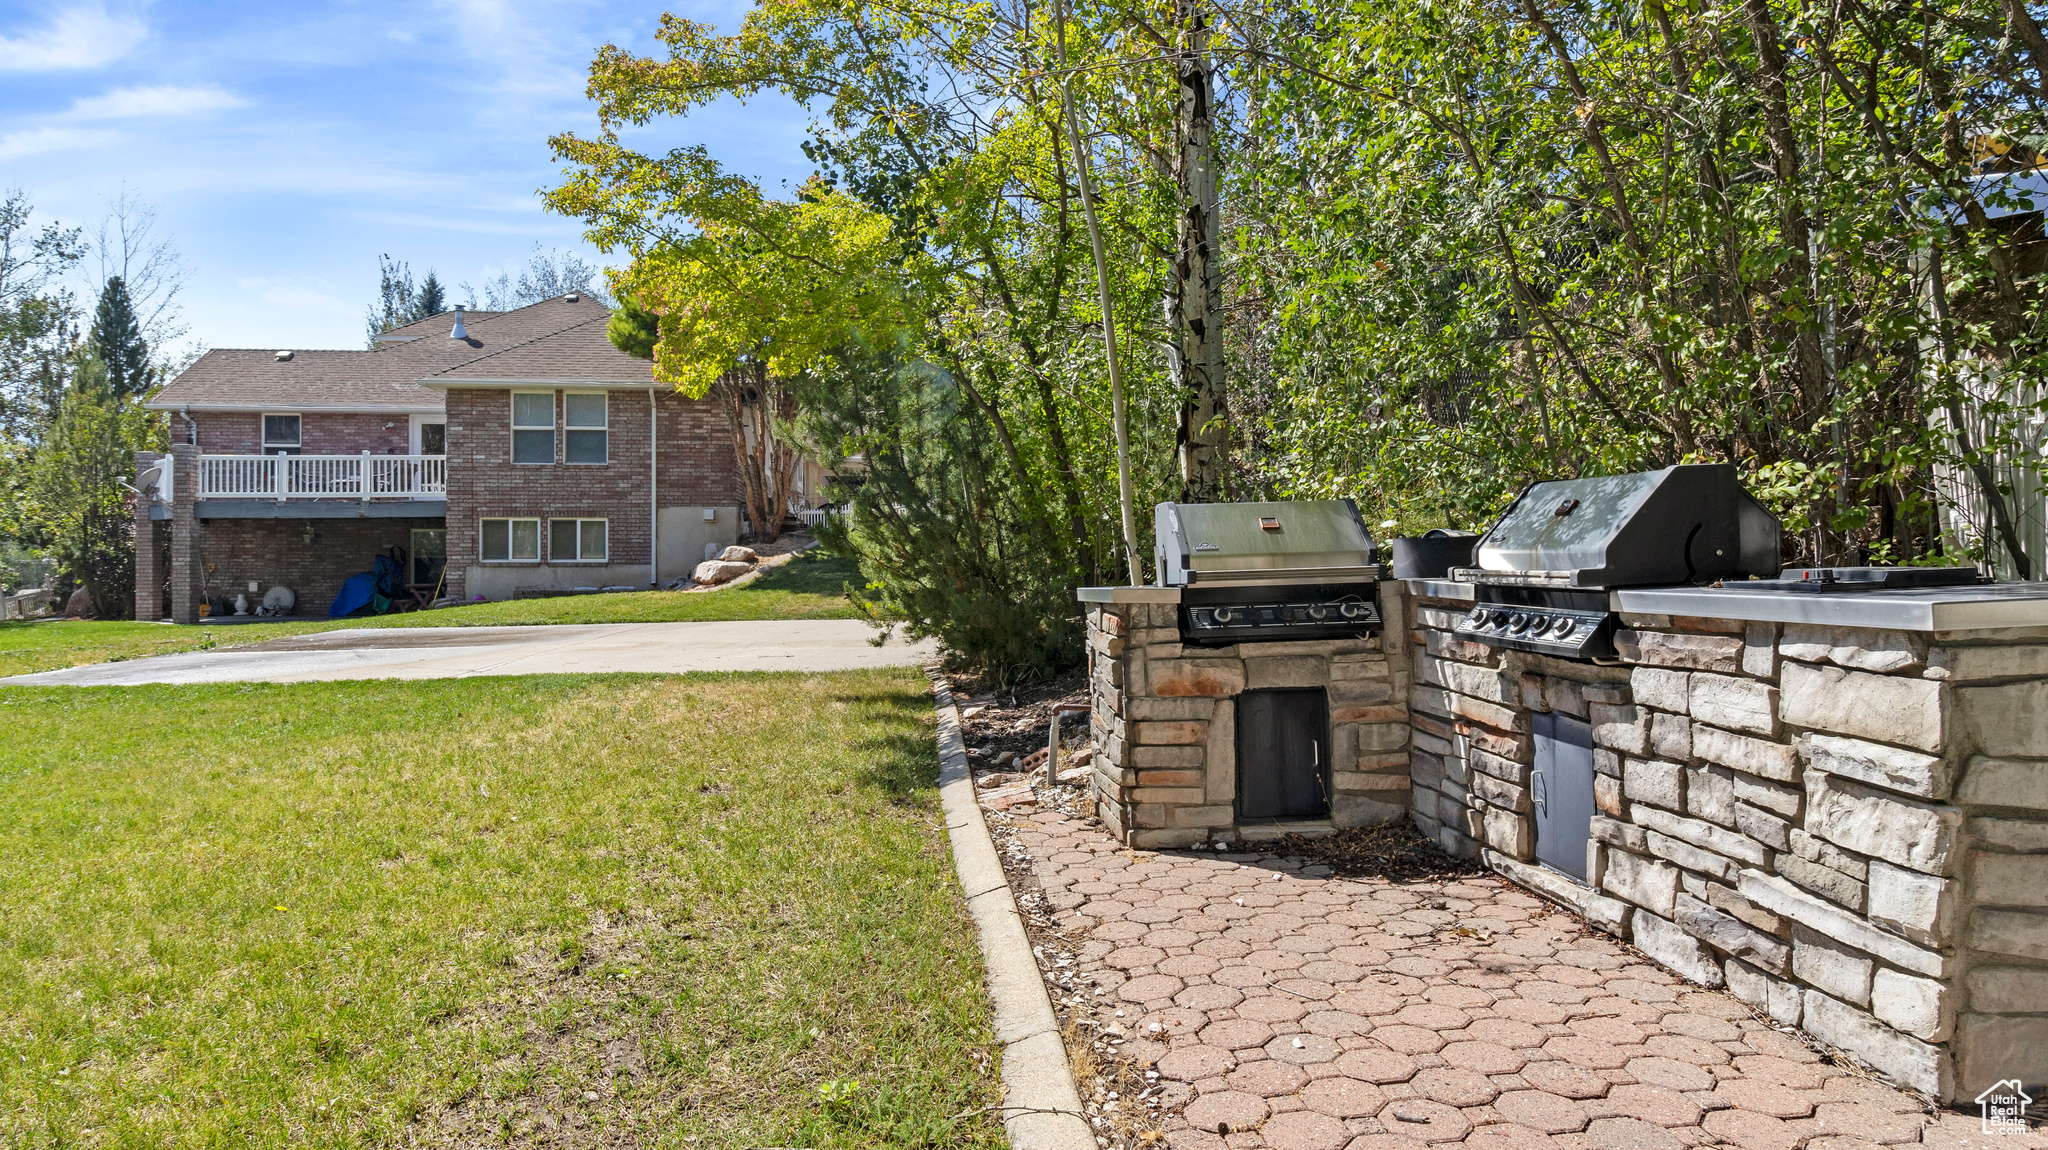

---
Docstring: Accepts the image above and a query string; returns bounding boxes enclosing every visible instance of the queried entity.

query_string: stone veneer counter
[1400,577,2048,1106]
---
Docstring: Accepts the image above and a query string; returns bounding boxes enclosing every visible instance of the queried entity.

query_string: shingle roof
[424,315,656,387]
[147,296,616,411]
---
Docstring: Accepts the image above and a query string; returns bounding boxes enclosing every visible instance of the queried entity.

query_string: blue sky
[0,1,814,355]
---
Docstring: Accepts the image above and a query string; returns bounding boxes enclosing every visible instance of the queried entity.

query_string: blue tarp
[328,571,376,618]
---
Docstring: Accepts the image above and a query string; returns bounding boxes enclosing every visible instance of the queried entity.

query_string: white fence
[199,453,447,501]
[1933,366,2048,581]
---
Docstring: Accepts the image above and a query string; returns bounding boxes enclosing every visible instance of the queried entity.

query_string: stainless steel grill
[1154,499,1387,645]
[1449,464,1781,659]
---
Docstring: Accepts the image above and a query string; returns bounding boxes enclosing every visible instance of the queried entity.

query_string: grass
[0,670,1000,1147]
[0,551,864,679]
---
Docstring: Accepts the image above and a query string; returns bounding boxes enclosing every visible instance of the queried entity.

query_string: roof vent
[566,292,580,303]
[274,350,294,362]
[450,304,468,341]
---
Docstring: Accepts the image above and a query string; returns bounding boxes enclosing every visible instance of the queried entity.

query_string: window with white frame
[564,392,607,463]
[262,413,301,455]
[549,518,608,562]
[511,392,555,464]
[479,518,541,562]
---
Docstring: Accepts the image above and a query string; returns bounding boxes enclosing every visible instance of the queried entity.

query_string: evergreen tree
[89,276,151,398]
[417,272,446,318]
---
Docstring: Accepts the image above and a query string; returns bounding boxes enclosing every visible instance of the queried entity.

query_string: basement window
[479,518,540,562]
[550,518,608,563]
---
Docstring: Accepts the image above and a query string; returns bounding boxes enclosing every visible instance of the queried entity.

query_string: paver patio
[991,800,2045,1150]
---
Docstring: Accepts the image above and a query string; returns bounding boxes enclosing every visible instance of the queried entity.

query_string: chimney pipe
[450,305,468,341]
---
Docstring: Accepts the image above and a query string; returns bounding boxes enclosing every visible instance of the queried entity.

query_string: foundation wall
[1409,591,2048,1105]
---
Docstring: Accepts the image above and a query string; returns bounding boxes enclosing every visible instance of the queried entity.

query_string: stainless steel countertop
[1077,586,1183,604]
[1403,578,2048,632]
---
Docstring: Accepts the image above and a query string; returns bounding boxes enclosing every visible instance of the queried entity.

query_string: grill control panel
[1453,604,1618,659]
[1182,597,1382,645]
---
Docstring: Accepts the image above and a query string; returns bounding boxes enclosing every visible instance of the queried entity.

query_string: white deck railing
[199,453,447,501]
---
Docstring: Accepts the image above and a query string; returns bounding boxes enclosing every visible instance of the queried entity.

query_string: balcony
[182,453,448,521]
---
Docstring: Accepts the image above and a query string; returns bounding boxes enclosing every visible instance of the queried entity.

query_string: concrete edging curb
[927,670,1096,1150]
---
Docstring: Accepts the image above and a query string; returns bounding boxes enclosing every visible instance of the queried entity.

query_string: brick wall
[195,412,417,455]
[1409,592,2048,1103]
[442,387,740,598]
[192,516,447,616]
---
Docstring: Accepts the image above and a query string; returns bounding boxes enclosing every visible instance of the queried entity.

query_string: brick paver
[991,801,2048,1150]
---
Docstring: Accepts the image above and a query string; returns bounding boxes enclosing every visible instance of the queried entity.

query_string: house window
[550,518,608,562]
[479,518,540,562]
[564,392,607,463]
[511,392,555,464]
[262,414,301,455]
[412,416,446,455]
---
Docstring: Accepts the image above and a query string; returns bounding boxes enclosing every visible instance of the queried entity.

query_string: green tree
[89,276,152,399]
[15,353,160,616]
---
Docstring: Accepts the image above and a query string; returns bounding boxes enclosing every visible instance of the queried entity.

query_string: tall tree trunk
[1170,0,1227,503]
[716,364,799,544]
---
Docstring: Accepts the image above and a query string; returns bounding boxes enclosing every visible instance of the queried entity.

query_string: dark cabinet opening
[1532,710,1597,882]
[1235,688,1330,823]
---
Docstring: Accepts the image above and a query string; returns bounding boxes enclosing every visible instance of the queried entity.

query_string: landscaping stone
[1865,860,1954,947]
[1804,735,1950,801]
[1780,663,1941,753]
[1780,625,1927,674]
[1804,773,1959,876]
[1694,725,1799,781]
[1689,674,1779,737]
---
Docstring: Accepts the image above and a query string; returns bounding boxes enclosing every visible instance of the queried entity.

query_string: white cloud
[0,5,147,72]
[69,85,244,119]
[0,126,120,161]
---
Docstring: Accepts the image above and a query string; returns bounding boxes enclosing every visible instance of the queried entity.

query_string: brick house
[136,295,812,622]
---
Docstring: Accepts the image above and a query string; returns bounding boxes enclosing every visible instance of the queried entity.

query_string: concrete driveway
[1,620,938,687]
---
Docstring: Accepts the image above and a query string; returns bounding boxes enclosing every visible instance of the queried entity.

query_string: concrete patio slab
[0,620,937,686]
[985,798,2048,1150]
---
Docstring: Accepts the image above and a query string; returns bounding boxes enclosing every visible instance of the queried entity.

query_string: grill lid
[1458,463,1780,588]
[1155,499,1381,586]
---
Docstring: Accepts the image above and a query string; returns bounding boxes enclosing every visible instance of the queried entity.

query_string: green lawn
[0,670,999,1147]
[0,552,863,678]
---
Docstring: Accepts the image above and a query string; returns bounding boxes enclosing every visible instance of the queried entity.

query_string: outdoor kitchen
[1079,464,2048,1108]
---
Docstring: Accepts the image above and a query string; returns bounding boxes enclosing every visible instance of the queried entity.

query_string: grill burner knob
[1552,617,1577,637]
[1308,604,1331,621]
[1509,612,1530,632]
[1211,607,1235,625]
[1466,608,1487,626]
[1489,609,1510,628]
[1339,602,1366,619]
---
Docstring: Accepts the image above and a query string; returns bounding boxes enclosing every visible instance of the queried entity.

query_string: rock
[1685,764,1734,825]
[1780,624,1927,673]
[1805,772,1960,876]
[1152,660,1246,698]
[1482,805,1531,859]
[1631,909,1724,986]
[1742,622,1779,678]
[1871,968,1948,1041]
[1789,828,1868,879]
[1733,802,1792,851]
[1245,654,1332,690]
[1632,803,1770,866]
[1780,662,1942,753]
[1927,643,2048,681]
[1801,990,1948,1099]
[1972,817,2048,852]
[1650,712,1693,761]
[1804,734,1950,800]
[1739,870,1948,977]
[693,559,754,584]
[1732,772,1801,816]
[1688,674,1779,737]
[1676,893,1790,974]
[1956,679,2048,758]
[1955,755,2048,811]
[1969,851,2048,908]
[1625,630,1745,672]
[1591,814,1649,852]
[1646,828,1738,883]
[1630,668,1690,715]
[1692,724,1799,781]
[1866,859,1955,947]
[718,545,759,563]
[1956,1015,2048,1104]
[1470,771,1530,813]
[1590,703,1651,755]
[1056,765,1091,784]
[981,783,1037,810]
[1970,908,2048,962]
[64,587,95,618]
[1623,757,1684,810]
[1965,966,2048,1013]
[1602,849,1679,917]
[1777,853,1867,912]
[1792,926,1874,1006]
[1725,959,1802,1025]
